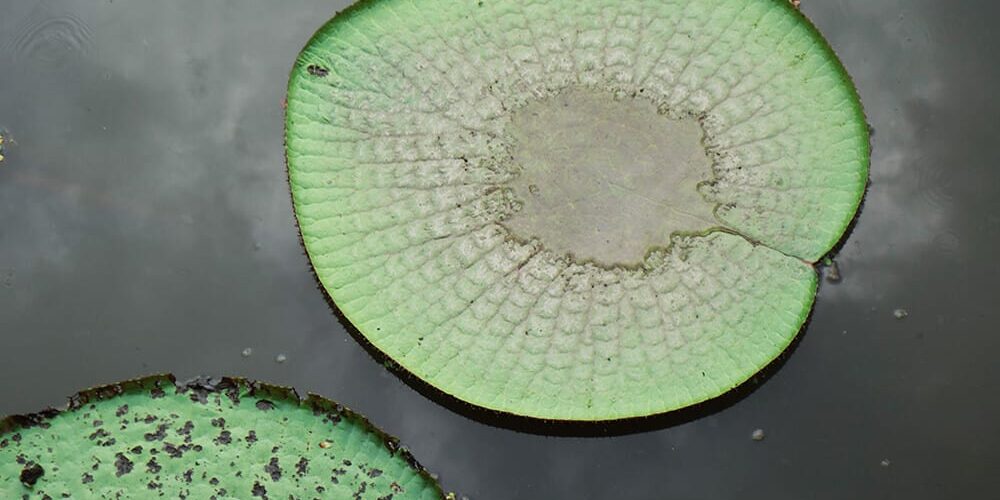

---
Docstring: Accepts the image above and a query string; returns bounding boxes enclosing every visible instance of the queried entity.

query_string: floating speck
[241,348,252,358]
[275,354,287,364]
[893,309,908,320]
[319,440,332,449]
[824,261,842,283]
[880,459,891,467]
[751,429,765,441]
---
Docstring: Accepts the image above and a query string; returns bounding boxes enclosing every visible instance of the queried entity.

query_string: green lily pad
[285,0,868,420]
[0,375,444,499]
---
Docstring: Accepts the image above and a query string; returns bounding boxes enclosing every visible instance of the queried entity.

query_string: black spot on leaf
[114,453,134,477]
[214,430,232,445]
[306,64,329,77]
[251,481,268,498]
[264,457,282,481]
[144,424,168,441]
[20,463,44,487]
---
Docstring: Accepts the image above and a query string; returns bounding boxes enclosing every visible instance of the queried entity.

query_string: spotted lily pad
[285,0,868,420]
[0,375,444,499]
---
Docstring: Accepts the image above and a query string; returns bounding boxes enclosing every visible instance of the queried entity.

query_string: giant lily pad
[285,0,868,420]
[0,375,444,499]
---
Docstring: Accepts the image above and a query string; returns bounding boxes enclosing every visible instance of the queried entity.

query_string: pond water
[1,1,998,498]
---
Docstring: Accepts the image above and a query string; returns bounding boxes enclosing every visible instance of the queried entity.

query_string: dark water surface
[1,1,998,498]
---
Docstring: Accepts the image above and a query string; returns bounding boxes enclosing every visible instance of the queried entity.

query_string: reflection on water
[1,1,998,498]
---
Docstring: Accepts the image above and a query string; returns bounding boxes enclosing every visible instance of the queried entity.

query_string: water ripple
[915,162,953,213]
[3,13,93,66]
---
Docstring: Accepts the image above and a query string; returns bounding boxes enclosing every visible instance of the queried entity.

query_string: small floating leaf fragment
[0,375,444,498]
[825,260,842,283]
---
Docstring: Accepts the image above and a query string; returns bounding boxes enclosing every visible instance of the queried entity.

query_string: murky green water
[1,1,998,498]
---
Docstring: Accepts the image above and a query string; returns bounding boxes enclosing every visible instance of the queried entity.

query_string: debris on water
[275,354,287,364]
[893,309,909,320]
[751,429,765,441]
[824,260,842,283]
[880,458,891,467]
[319,440,333,449]
[241,347,253,358]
